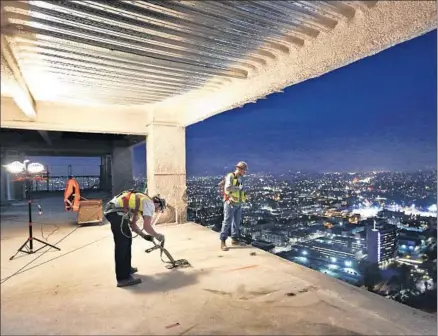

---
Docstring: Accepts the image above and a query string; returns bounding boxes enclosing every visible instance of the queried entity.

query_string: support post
[146,123,187,224]
[111,144,133,196]
[0,163,8,204]
[2,151,25,200]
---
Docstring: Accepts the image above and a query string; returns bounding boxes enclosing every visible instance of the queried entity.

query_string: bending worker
[64,175,80,212]
[103,190,166,288]
[220,161,248,251]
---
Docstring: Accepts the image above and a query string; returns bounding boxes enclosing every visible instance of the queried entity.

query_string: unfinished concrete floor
[1,195,437,335]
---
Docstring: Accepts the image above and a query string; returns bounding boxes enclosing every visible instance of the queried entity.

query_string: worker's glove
[238,184,244,190]
[141,233,154,241]
[155,233,165,243]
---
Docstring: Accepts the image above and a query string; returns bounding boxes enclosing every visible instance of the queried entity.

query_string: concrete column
[100,155,112,192]
[106,155,113,192]
[6,171,11,200]
[146,123,187,224]
[0,166,7,204]
[111,145,133,195]
[1,151,25,201]
[99,156,106,191]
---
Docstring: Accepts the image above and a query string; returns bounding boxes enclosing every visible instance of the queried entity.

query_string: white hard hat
[236,161,248,170]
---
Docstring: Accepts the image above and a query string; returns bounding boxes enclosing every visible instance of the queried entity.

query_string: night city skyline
[2,1,437,332]
[30,30,436,177]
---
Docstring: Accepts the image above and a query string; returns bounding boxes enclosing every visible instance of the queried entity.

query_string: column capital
[145,121,184,133]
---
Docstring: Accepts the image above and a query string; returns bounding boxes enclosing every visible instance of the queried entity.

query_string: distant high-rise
[366,221,399,266]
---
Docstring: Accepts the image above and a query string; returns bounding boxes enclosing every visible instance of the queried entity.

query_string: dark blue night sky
[37,30,438,177]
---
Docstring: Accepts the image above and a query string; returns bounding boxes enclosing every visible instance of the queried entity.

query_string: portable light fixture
[4,160,60,260]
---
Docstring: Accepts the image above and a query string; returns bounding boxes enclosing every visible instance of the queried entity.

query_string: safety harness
[112,190,144,239]
[122,191,141,216]
[144,235,191,270]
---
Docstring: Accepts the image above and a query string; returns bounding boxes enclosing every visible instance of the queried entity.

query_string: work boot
[130,267,138,274]
[117,276,142,288]
[221,240,229,251]
[231,238,245,246]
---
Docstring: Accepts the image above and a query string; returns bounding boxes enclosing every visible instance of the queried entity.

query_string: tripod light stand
[4,160,61,260]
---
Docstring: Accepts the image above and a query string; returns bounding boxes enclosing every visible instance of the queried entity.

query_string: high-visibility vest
[113,191,152,214]
[224,173,247,203]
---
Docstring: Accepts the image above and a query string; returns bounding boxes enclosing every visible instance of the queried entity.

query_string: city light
[331,257,337,263]
[351,206,381,219]
[345,260,352,267]
[428,204,437,212]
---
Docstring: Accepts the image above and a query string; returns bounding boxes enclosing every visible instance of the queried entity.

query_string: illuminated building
[349,214,361,224]
[324,221,334,229]
[367,223,399,266]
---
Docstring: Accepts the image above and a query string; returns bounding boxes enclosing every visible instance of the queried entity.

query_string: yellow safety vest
[114,191,152,213]
[224,173,247,203]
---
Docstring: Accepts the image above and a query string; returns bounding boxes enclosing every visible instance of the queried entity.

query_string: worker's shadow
[122,268,209,294]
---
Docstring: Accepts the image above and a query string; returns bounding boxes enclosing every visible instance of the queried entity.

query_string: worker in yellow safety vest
[103,190,166,288]
[219,161,248,251]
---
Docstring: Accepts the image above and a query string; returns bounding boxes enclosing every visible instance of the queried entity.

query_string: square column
[146,123,187,224]
[1,151,25,201]
[111,145,133,195]
[0,163,9,204]
[100,155,112,192]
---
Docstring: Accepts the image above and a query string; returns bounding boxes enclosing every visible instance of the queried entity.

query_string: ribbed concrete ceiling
[1,0,375,106]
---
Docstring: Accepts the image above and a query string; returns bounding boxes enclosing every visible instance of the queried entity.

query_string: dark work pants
[105,212,132,281]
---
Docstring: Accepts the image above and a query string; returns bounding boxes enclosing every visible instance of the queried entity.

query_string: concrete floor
[1,195,437,335]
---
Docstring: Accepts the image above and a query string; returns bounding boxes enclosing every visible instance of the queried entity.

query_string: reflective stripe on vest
[224,173,247,203]
[114,192,151,213]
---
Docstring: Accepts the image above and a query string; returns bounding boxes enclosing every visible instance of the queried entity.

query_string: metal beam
[0,36,36,120]
[0,139,113,157]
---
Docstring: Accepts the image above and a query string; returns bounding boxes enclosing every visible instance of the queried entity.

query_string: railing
[44,164,101,177]
[30,175,100,192]
[25,164,102,192]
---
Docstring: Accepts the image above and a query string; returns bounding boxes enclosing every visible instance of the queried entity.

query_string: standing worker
[219,161,248,251]
[103,190,166,287]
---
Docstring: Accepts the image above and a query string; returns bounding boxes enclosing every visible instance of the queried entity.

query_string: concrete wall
[111,145,133,196]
